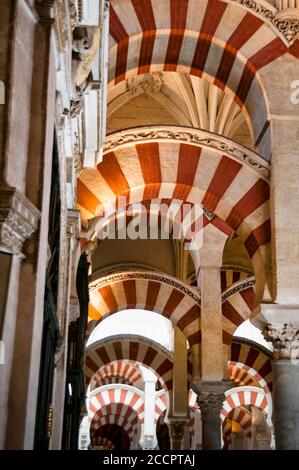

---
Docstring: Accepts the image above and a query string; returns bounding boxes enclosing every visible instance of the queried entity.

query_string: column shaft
[200,266,223,382]
[272,360,299,449]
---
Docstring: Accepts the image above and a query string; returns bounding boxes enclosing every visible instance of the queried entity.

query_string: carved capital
[262,323,299,360]
[198,393,224,420]
[0,187,40,254]
[35,0,55,25]
[168,418,188,442]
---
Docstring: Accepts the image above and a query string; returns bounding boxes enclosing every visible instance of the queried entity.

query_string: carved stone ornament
[262,323,299,360]
[168,418,188,441]
[88,270,201,303]
[104,126,270,180]
[0,186,40,254]
[221,276,256,303]
[126,73,164,95]
[198,393,225,420]
[231,0,299,43]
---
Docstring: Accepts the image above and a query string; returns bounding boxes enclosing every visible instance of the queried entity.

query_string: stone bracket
[0,186,40,255]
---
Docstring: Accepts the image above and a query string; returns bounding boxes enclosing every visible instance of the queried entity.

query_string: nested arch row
[89,385,168,429]
[85,335,273,399]
[108,0,292,158]
[85,335,193,392]
[222,406,252,448]
[79,138,270,256]
[78,136,271,300]
[90,403,141,441]
[88,270,258,346]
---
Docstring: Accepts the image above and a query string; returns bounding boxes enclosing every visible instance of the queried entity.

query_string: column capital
[168,416,188,442]
[262,323,299,360]
[193,381,231,419]
[253,304,299,360]
[198,393,224,420]
[0,186,40,255]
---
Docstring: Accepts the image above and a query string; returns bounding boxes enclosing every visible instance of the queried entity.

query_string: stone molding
[221,276,256,303]
[231,0,299,43]
[89,263,156,280]
[262,323,299,360]
[104,127,270,180]
[0,187,40,254]
[88,270,201,303]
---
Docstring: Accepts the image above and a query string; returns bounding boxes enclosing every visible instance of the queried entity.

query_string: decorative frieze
[221,276,256,303]
[0,187,40,254]
[262,323,299,360]
[104,127,270,180]
[88,270,201,303]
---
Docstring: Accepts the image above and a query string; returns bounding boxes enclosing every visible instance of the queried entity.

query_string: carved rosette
[198,393,224,420]
[262,324,299,360]
[0,187,40,254]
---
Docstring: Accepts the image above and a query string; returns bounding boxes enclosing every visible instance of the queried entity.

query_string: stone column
[4,0,56,449]
[50,210,80,449]
[140,368,158,450]
[261,316,299,449]
[172,327,188,416]
[198,391,225,450]
[168,417,188,450]
[196,237,228,384]
[0,188,40,449]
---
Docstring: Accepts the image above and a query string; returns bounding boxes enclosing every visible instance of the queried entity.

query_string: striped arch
[221,386,269,420]
[79,137,270,301]
[89,385,145,426]
[154,389,169,424]
[90,402,141,442]
[109,0,288,159]
[88,271,201,346]
[222,282,256,342]
[90,360,143,391]
[222,406,252,449]
[85,335,193,393]
[229,338,273,394]
[221,269,253,292]
[79,139,270,254]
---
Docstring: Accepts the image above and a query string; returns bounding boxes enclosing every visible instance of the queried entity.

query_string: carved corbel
[0,186,40,255]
